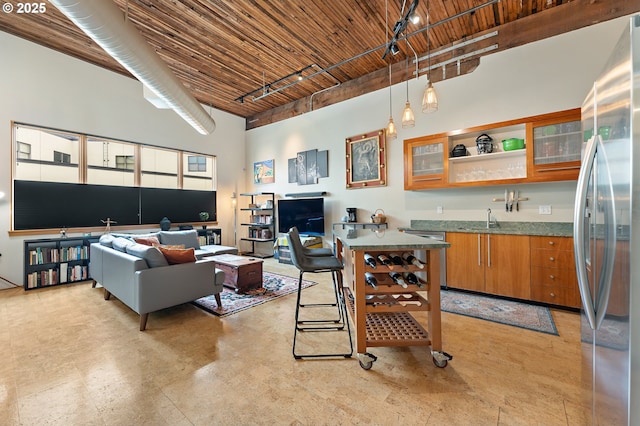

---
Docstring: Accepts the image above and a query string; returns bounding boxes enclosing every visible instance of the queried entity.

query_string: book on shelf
[60,263,68,284]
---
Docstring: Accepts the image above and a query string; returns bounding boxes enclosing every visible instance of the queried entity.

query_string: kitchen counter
[404,220,573,237]
[333,228,450,250]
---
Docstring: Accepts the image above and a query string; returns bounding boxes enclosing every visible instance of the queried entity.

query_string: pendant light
[385,0,397,140]
[422,0,438,113]
[402,42,416,128]
[387,62,397,140]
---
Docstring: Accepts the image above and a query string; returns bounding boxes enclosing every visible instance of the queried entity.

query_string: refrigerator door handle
[593,138,617,329]
[574,134,598,329]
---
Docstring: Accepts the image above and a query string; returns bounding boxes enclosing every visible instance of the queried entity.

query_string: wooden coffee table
[209,254,263,293]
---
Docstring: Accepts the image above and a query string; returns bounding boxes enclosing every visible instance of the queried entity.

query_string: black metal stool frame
[286,228,353,359]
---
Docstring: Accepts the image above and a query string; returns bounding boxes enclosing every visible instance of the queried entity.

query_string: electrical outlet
[436,206,443,214]
[538,205,552,215]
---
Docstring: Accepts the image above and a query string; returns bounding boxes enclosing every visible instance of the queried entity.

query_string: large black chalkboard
[13,180,216,230]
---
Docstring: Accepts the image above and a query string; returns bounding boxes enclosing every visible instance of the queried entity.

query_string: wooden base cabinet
[446,233,530,299]
[446,233,485,292]
[485,234,531,299]
[529,236,580,308]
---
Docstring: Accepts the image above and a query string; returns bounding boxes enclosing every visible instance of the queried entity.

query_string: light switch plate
[539,205,552,215]
[436,206,443,214]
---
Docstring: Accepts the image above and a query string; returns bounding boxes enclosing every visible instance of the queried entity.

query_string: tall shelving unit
[239,192,275,258]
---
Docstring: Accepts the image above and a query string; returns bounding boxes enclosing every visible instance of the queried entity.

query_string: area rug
[441,289,559,335]
[581,316,629,351]
[193,272,316,317]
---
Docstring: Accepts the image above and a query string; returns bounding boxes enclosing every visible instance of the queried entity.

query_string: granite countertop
[333,228,450,250]
[403,220,574,237]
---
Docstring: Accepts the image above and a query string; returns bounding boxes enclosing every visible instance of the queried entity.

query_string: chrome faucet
[486,208,497,228]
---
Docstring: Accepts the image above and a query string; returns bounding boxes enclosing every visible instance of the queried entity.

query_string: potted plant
[199,211,209,229]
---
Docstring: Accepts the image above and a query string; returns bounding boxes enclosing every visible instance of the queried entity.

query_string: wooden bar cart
[333,228,451,370]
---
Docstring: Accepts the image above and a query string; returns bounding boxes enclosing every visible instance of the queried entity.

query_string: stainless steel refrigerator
[574,14,639,425]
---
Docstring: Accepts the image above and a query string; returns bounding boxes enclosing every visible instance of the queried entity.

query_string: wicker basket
[371,209,387,224]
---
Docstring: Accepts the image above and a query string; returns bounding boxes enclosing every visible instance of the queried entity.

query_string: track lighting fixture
[390,43,400,55]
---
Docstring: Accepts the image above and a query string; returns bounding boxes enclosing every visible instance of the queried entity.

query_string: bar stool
[288,226,334,257]
[286,228,353,359]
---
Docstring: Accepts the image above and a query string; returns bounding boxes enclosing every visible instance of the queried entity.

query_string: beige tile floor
[0,258,590,425]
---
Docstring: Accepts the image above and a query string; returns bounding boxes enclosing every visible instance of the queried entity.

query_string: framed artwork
[287,149,329,185]
[345,129,386,188]
[253,159,274,184]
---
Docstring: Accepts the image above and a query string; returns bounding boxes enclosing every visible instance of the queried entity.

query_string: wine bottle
[389,272,408,288]
[364,253,378,269]
[402,272,422,287]
[402,252,425,269]
[377,254,392,268]
[388,252,409,269]
[364,272,378,289]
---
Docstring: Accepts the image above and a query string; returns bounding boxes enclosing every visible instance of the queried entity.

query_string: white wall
[245,17,631,236]
[0,31,247,286]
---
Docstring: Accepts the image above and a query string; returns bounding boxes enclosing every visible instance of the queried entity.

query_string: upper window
[17,142,31,160]
[86,137,136,186]
[188,155,207,172]
[14,124,79,183]
[13,122,216,190]
[116,155,135,170]
[183,152,215,190]
[53,151,71,164]
[140,145,178,189]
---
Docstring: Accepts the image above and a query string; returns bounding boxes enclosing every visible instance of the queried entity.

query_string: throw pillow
[112,237,135,252]
[125,243,169,268]
[158,246,196,264]
[155,243,185,249]
[99,234,115,247]
[134,236,160,246]
[159,230,200,249]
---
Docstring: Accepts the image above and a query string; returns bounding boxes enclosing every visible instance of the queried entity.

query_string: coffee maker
[346,208,357,223]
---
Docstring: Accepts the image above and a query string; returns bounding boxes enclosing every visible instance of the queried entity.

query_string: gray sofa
[91,230,238,330]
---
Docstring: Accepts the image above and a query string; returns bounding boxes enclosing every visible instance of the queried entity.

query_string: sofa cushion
[159,230,200,249]
[126,243,169,268]
[134,236,160,246]
[112,237,135,252]
[158,246,197,264]
[99,234,115,247]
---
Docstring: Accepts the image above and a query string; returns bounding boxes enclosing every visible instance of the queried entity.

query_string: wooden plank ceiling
[0,0,638,129]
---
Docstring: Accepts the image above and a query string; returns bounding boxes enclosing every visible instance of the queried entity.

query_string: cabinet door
[446,233,485,292]
[527,109,582,181]
[404,136,447,189]
[485,234,531,299]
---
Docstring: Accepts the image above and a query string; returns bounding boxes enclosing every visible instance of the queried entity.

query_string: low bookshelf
[23,236,98,290]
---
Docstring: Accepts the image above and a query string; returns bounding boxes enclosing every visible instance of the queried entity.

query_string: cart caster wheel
[359,359,373,370]
[431,351,452,368]
[432,357,448,368]
[357,352,377,370]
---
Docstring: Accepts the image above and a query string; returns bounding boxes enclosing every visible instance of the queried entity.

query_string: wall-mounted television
[277,197,325,236]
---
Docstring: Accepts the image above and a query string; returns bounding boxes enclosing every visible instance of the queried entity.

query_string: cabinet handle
[477,234,481,266]
[549,256,555,261]
[414,177,442,182]
[548,241,555,246]
[550,292,556,298]
[549,275,555,280]
[537,166,581,172]
[487,235,491,267]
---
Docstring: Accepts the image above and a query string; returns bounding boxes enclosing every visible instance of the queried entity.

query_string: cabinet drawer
[530,283,580,308]
[530,236,573,251]
[531,249,574,268]
[531,266,577,288]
